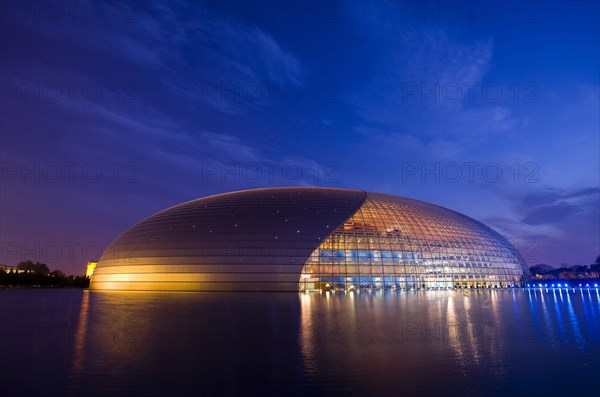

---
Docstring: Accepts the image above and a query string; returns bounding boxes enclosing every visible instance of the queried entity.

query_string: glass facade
[301,192,526,291]
[91,188,526,292]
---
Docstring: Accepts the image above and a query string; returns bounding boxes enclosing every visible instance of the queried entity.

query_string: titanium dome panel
[91,187,526,292]
[301,192,526,291]
[91,187,366,291]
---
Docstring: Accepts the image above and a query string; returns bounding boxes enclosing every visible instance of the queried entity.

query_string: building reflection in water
[68,289,89,396]
[525,287,599,351]
[299,289,599,396]
[68,291,307,396]
[300,291,505,395]
[551,289,568,342]
[57,289,599,397]
[565,289,584,350]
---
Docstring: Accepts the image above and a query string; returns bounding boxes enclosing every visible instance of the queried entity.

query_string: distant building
[86,261,97,278]
[0,264,27,273]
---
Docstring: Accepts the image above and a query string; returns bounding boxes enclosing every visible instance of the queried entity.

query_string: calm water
[0,289,598,397]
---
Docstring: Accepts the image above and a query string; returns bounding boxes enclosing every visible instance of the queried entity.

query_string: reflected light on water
[1,289,598,397]
[565,289,584,350]
[71,290,89,370]
[300,292,317,382]
[67,290,90,396]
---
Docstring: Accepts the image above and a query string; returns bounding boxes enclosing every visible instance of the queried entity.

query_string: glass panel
[301,192,526,291]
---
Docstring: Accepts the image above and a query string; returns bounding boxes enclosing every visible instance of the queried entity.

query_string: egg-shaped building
[90,187,526,291]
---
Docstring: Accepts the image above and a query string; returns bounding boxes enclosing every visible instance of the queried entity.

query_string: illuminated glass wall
[301,192,526,291]
[91,188,525,292]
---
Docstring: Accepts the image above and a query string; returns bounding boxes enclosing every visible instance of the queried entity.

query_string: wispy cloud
[344,2,520,149]
[7,1,304,115]
[481,185,599,265]
[162,17,305,114]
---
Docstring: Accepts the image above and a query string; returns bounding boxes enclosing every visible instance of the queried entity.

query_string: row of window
[304,193,526,287]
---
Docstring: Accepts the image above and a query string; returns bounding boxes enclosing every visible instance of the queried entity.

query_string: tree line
[529,255,600,281]
[0,260,89,288]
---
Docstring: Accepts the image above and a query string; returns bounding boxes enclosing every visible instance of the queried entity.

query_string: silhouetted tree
[591,255,600,273]
[0,262,89,288]
[50,270,66,278]
[17,260,49,274]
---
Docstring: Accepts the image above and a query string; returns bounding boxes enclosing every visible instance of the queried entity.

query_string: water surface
[1,289,598,396]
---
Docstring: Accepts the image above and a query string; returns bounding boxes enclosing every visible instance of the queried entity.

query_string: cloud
[396,28,493,85]
[481,184,599,266]
[198,131,264,162]
[344,2,522,148]
[6,1,304,115]
[354,126,466,160]
[521,202,581,225]
[517,186,599,228]
[519,186,599,210]
[162,18,304,114]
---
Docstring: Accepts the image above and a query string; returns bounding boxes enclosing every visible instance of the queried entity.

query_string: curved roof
[91,187,525,291]
[92,187,366,291]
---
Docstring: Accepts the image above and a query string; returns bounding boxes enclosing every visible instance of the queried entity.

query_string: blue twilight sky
[0,0,598,274]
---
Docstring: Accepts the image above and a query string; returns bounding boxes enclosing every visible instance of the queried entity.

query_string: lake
[0,288,598,396]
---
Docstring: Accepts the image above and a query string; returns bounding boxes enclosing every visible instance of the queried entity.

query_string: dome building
[90,187,526,291]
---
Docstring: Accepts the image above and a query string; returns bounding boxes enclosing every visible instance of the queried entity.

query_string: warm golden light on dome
[90,187,526,292]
